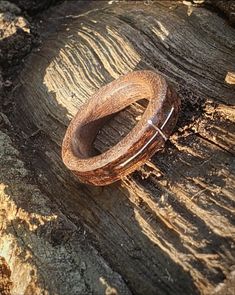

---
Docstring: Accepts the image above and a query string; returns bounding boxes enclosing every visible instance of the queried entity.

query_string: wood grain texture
[14,1,235,294]
[62,70,180,185]
[0,130,131,295]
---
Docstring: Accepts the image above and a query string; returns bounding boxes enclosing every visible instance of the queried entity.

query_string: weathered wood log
[210,0,235,25]
[10,1,235,294]
[0,130,131,295]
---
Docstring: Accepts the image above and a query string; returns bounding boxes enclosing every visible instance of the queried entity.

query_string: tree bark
[5,1,235,294]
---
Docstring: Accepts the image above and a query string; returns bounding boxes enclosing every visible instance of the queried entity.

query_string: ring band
[62,70,180,185]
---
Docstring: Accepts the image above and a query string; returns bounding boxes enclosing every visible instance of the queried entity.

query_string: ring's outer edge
[62,71,180,186]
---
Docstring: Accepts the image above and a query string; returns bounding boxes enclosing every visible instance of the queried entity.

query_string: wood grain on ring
[62,70,180,185]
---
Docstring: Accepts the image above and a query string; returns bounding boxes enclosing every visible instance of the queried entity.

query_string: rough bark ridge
[4,1,235,294]
[0,130,131,294]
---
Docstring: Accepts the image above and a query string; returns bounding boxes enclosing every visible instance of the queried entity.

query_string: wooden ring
[62,70,180,185]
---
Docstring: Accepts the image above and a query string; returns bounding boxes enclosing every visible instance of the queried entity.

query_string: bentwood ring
[62,70,180,186]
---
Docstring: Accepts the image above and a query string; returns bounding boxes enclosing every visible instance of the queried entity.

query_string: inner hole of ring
[72,80,152,159]
[87,98,149,157]
[72,98,149,159]
[94,98,149,154]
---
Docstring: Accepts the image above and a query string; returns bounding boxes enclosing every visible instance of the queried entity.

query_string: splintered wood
[14,1,235,294]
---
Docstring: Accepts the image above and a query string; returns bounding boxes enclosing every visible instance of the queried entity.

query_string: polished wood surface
[62,71,180,185]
